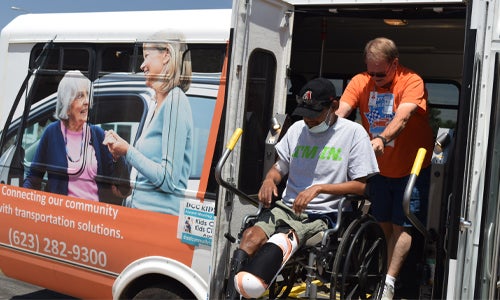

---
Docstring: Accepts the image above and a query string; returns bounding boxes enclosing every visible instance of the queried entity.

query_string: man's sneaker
[381,282,394,300]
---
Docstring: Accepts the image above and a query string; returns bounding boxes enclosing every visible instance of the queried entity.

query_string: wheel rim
[331,216,387,300]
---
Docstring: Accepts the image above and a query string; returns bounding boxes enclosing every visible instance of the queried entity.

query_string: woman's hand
[103,130,130,160]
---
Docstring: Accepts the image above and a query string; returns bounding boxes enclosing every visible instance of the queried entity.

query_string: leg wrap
[235,230,298,299]
[226,248,249,300]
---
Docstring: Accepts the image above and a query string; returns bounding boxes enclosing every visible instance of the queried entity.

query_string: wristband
[375,135,388,146]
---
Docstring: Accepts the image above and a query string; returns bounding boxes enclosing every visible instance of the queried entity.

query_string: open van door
[453,0,500,299]
[210,0,294,298]
[226,0,294,117]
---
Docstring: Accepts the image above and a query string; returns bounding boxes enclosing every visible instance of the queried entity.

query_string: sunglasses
[367,71,388,78]
[367,60,394,78]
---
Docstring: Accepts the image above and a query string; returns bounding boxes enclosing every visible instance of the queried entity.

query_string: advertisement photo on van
[0,8,230,300]
[1,0,500,300]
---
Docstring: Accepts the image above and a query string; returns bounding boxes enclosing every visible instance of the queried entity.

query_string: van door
[463,1,500,299]
[229,0,294,194]
[210,0,293,298]
[481,56,500,300]
[449,0,498,299]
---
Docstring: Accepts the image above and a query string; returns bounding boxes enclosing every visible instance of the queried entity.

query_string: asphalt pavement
[0,271,74,299]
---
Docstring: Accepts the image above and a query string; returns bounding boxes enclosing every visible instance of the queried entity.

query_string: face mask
[308,109,331,133]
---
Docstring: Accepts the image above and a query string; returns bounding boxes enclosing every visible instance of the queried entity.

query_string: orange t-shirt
[340,65,434,178]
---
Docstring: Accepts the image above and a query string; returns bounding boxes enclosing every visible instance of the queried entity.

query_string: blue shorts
[369,167,430,227]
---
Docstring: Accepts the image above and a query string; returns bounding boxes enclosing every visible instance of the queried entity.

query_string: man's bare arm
[292,178,367,214]
[336,101,353,118]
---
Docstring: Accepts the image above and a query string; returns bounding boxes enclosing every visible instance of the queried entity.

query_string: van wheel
[132,285,185,300]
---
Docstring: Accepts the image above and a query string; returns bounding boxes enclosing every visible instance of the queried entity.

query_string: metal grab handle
[214,128,257,205]
[226,128,243,151]
[403,148,431,240]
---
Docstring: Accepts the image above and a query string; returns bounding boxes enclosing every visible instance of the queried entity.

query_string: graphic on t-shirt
[365,92,395,136]
[292,145,342,161]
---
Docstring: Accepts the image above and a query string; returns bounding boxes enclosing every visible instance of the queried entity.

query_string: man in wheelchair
[227,78,380,299]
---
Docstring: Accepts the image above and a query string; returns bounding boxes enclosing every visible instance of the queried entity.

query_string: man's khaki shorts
[254,200,328,246]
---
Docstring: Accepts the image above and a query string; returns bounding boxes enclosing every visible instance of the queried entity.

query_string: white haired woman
[23,70,129,202]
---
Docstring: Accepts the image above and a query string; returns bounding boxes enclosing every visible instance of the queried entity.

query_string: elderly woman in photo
[23,70,129,202]
[103,32,193,215]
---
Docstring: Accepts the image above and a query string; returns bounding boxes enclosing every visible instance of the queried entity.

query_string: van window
[238,50,277,195]
[189,95,216,179]
[188,44,227,74]
[31,45,91,72]
[8,43,222,184]
[27,43,227,106]
[100,45,135,73]
[132,43,227,74]
[426,81,460,135]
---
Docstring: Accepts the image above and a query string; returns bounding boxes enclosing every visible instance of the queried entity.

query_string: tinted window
[189,96,216,178]
[238,50,276,195]
[426,81,460,135]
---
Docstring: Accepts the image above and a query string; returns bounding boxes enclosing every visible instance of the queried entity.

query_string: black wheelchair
[216,129,388,300]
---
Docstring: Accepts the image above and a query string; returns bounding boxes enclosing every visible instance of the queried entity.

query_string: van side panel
[0,185,194,297]
[0,248,114,298]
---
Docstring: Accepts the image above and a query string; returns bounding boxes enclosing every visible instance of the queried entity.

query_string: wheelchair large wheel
[331,215,387,300]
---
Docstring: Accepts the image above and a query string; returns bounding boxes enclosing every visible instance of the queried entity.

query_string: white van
[1,0,500,299]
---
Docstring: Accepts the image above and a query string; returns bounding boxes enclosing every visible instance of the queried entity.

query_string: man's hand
[371,137,385,156]
[293,185,321,214]
[258,179,278,208]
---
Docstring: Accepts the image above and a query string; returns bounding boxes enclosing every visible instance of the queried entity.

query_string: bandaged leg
[234,230,298,299]
[226,248,249,300]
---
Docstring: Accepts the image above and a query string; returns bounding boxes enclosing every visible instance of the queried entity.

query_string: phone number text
[8,228,107,267]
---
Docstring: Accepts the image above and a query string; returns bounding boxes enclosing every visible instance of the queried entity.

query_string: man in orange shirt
[337,37,434,300]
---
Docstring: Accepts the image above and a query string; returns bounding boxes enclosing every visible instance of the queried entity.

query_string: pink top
[61,122,99,201]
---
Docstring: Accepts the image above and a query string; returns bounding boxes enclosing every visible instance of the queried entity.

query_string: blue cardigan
[23,120,129,202]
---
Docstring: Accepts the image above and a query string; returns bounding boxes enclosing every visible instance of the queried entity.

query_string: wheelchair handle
[403,148,431,240]
[215,128,258,206]
[321,195,366,246]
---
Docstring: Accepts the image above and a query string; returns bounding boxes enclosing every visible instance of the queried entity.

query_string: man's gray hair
[364,37,399,64]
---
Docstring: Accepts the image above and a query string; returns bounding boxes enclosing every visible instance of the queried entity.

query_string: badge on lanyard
[382,94,395,115]
[369,91,377,106]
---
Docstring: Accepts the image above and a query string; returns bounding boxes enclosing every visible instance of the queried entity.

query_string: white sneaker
[381,282,394,300]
